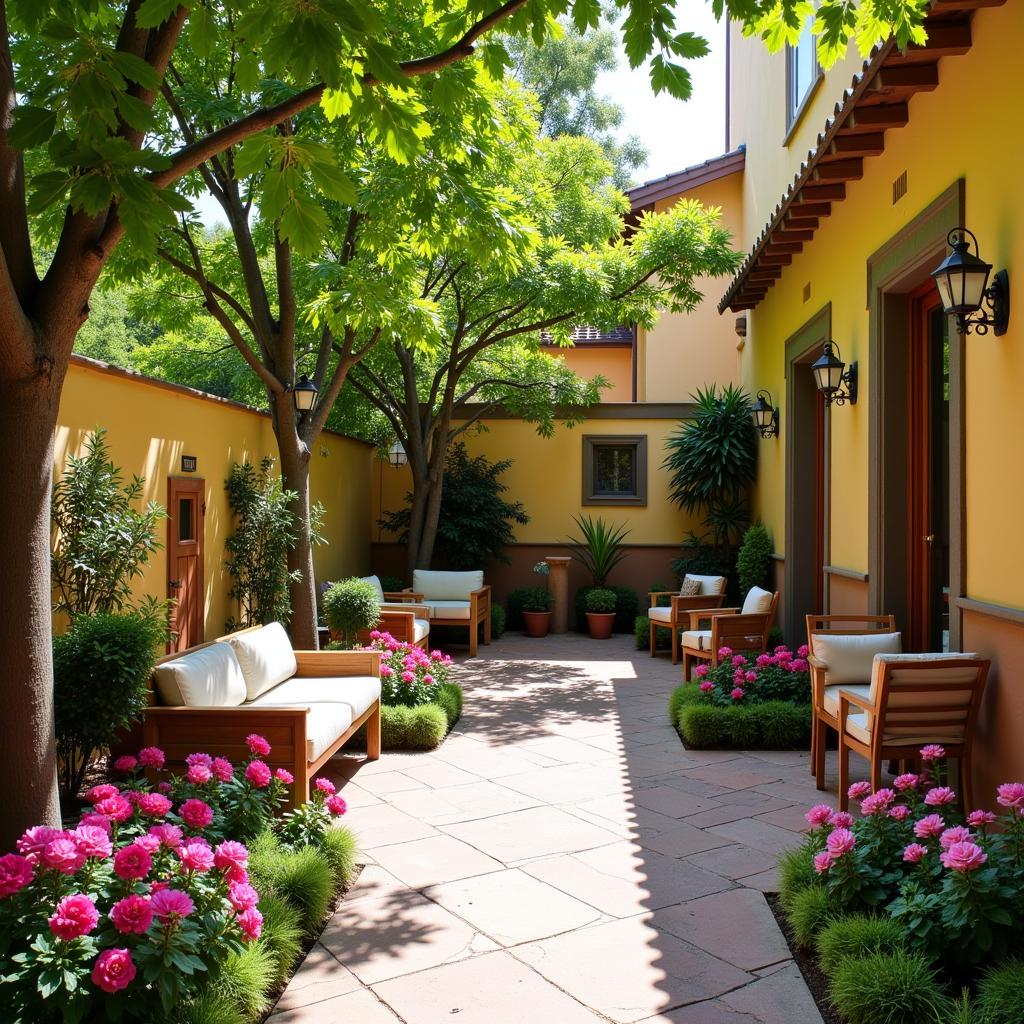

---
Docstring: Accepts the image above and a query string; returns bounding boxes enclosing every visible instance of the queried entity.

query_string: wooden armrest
[684,607,739,628]
[808,655,826,669]
[471,585,491,597]
[293,650,381,677]
[380,604,431,618]
[648,591,676,601]
[386,591,423,602]
[837,687,875,713]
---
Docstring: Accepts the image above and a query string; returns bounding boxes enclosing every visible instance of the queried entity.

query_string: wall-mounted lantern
[930,227,1009,336]
[291,374,319,415]
[388,441,408,468]
[752,390,779,438]
[811,341,858,406]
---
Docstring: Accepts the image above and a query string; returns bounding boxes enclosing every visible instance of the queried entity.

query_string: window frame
[783,18,823,144]
[582,434,648,507]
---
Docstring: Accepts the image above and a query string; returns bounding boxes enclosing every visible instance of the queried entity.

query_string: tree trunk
[405,474,432,579]
[273,403,318,650]
[417,461,446,569]
[0,355,64,846]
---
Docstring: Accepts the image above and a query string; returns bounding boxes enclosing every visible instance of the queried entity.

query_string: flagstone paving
[269,633,867,1023]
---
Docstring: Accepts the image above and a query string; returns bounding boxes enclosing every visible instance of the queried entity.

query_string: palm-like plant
[569,514,630,586]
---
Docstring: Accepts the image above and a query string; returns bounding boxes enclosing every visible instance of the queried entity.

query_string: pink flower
[178,840,214,873]
[717,646,733,659]
[138,792,173,818]
[826,828,856,858]
[924,787,957,807]
[135,833,161,855]
[813,851,833,874]
[940,826,973,850]
[94,795,133,822]
[0,854,34,897]
[914,814,946,839]
[236,906,263,941]
[246,734,271,757]
[903,843,928,863]
[138,746,165,769]
[72,825,112,860]
[49,894,98,940]
[314,777,337,796]
[423,674,434,685]
[920,744,946,761]
[326,795,348,816]
[86,784,119,805]
[698,681,714,693]
[847,781,872,801]
[996,783,1024,809]
[730,687,745,700]
[228,881,260,912]
[42,836,86,875]
[894,773,919,791]
[245,760,272,788]
[274,768,294,784]
[756,654,772,668]
[113,755,138,773]
[17,825,63,860]
[79,813,112,834]
[212,757,234,782]
[744,671,758,683]
[888,805,911,822]
[805,804,833,828]
[940,841,987,872]
[92,948,136,993]
[157,782,173,795]
[123,789,142,807]
[186,764,212,785]
[797,644,810,658]
[148,824,183,850]
[150,888,194,922]
[110,894,154,935]
[179,798,214,830]
[693,664,709,678]
[791,658,809,672]
[967,810,997,828]
[113,843,152,881]
[829,811,854,829]
[214,841,249,881]
[186,752,213,769]
[731,655,746,668]
[380,665,394,677]
[860,793,888,816]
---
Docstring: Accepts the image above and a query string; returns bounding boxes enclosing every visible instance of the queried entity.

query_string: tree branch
[347,363,407,445]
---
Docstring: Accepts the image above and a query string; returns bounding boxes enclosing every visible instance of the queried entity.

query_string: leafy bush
[828,952,950,1024]
[433,682,464,730]
[778,846,819,915]
[585,587,617,613]
[737,521,773,596]
[379,574,406,593]
[789,885,836,948]
[520,586,554,612]
[635,615,671,650]
[569,514,629,585]
[975,960,1024,1024]
[690,644,810,706]
[322,577,381,645]
[381,703,449,750]
[379,443,528,568]
[574,584,637,633]
[250,840,334,932]
[506,588,530,630]
[364,632,454,707]
[491,603,506,638]
[181,992,246,1024]
[817,915,907,975]
[53,610,163,802]
[51,427,167,619]
[671,681,810,750]
[318,827,359,886]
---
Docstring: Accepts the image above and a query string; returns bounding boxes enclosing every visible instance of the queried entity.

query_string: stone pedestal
[545,556,572,634]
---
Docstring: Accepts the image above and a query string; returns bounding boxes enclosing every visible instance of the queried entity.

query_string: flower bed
[778,746,1024,1024]
[669,644,811,749]
[0,735,355,1023]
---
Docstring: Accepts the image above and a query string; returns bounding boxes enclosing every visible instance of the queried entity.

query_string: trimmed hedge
[669,683,810,749]
[635,614,671,651]
[378,682,463,751]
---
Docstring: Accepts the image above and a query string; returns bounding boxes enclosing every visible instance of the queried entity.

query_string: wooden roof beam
[773,228,815,242]
[764,241,804,255]
[870,64,939,94]
[894,19,971,60]
[813,158,864,181]
[828,132,885,157]
[759,253,793,267]
[797,182,846,202]
[843,103,909,132]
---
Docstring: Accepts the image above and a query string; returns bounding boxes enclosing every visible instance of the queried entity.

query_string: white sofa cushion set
[154,622,382,761]
[411,569,484,620]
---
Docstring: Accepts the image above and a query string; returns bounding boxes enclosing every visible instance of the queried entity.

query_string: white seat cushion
[823,683,871,717]
[648,606,673,623]
[845,712,968,748]
[811,632,902,686]
[224,622,298,701]
[427,599,472,620]
[681,629,712,651]
[154,643,247,708]
[414,569,484,601]
[361,575,386,602]
[413,619,430,642]
[684,574,726,596]
[741,586,773,615]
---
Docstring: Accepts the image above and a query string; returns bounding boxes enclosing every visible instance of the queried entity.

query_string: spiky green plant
[259,893,304,986]
[568,514,630,586]
[975,960,1024,1023]
[829,951,950,1024]
[211,939,278,1018]
[816,915,907,975]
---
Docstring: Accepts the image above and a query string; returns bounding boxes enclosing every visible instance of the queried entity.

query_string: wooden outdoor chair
[836,654,990,811]
[647,574,727,663]
[680,587,779,681]
[806,614,900,790]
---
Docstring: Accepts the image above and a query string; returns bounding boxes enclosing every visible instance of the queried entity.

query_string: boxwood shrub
[574,585,638,633]
[669,683,809,749]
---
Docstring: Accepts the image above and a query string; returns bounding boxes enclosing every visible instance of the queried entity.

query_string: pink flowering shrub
[801,746,1024,966]
[364,632,454,708]
[693,644,810,707]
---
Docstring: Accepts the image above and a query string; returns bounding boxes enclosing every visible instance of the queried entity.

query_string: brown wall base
[827,574,869,616]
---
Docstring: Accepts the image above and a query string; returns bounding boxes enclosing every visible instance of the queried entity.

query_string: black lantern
[752,390,778,438]
[292,374,319,414]
[931,227,1009,336]
[388,441,408,468]
[811,341,857,406]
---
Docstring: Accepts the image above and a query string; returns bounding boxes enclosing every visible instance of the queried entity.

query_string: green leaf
[135,0,182,29]
[108,50,162,91]
[188,5,217,58]
[10,105,57,149]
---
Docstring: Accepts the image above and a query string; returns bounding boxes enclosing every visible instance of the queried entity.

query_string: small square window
[583,435,647,506]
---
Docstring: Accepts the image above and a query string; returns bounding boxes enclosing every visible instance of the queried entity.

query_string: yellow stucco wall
[640,172,745,401]
[549,345,634,401]
[55,358,373,638]
[735,3,1024,608]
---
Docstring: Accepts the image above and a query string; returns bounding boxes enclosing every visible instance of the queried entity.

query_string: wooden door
[167,477,205,653]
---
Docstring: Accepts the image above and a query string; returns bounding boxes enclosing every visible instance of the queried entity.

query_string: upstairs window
[583,435,647,506]
[786,17,821,137]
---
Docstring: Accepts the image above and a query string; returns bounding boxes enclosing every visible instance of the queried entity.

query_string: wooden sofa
[143,623,381,807]
[394,570,491,657]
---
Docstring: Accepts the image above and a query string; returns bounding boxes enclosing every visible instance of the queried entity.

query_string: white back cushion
[224,622,297,701]
[811,632,902,685]
[741,586,773,615]
[684,574,727,596]
[154,643,247,708]
[413,569,484,601]
[361,575,386,602]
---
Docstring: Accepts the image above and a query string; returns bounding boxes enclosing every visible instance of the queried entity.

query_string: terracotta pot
[522,610,552,638]
[586,612,616,639]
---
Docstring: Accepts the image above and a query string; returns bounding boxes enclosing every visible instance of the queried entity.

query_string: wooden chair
[680,589,779,681]
[806,614,899,790]
[356,600,432,649]
[836,654,990,811]
[409,570,491,657]
[647,579,727,663]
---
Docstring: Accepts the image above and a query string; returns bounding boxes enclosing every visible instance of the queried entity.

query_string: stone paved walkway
[269,633,854,1024]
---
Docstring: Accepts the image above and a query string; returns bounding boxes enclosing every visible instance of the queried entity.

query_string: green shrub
[736,521,773,597]
[817,915,907,976]
[673,699,810,750]
[725,705,760,747]
[569,514,629,585]
[829,951,950,1024]
[258,892,304,986]
[433,682,463,729]
[975,960,1024,1024]
[211,939,278,1018]
[382,703,448,750]
[751,702,811,747]
[585,587,617,613]
[520,586,554,612]
[181,992,245,1024]
[323,577,381,644]
[491,603,506,638]
[649,582,672,606]
[250,842,334,931]
[506,588,530,630]
[318,825,359,885]
[676,703,729,748]
[53,610,163,802]
[668,683,701,721]
[788,885,835,948]
[777,846,819,915]
[946,991,974,1024]
[379,574,405,593]
[575,584,637,632]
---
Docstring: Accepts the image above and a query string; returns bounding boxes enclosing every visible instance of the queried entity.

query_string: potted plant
[585,587,617,639]
[322,577,381,646]
[520,586,554,638]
